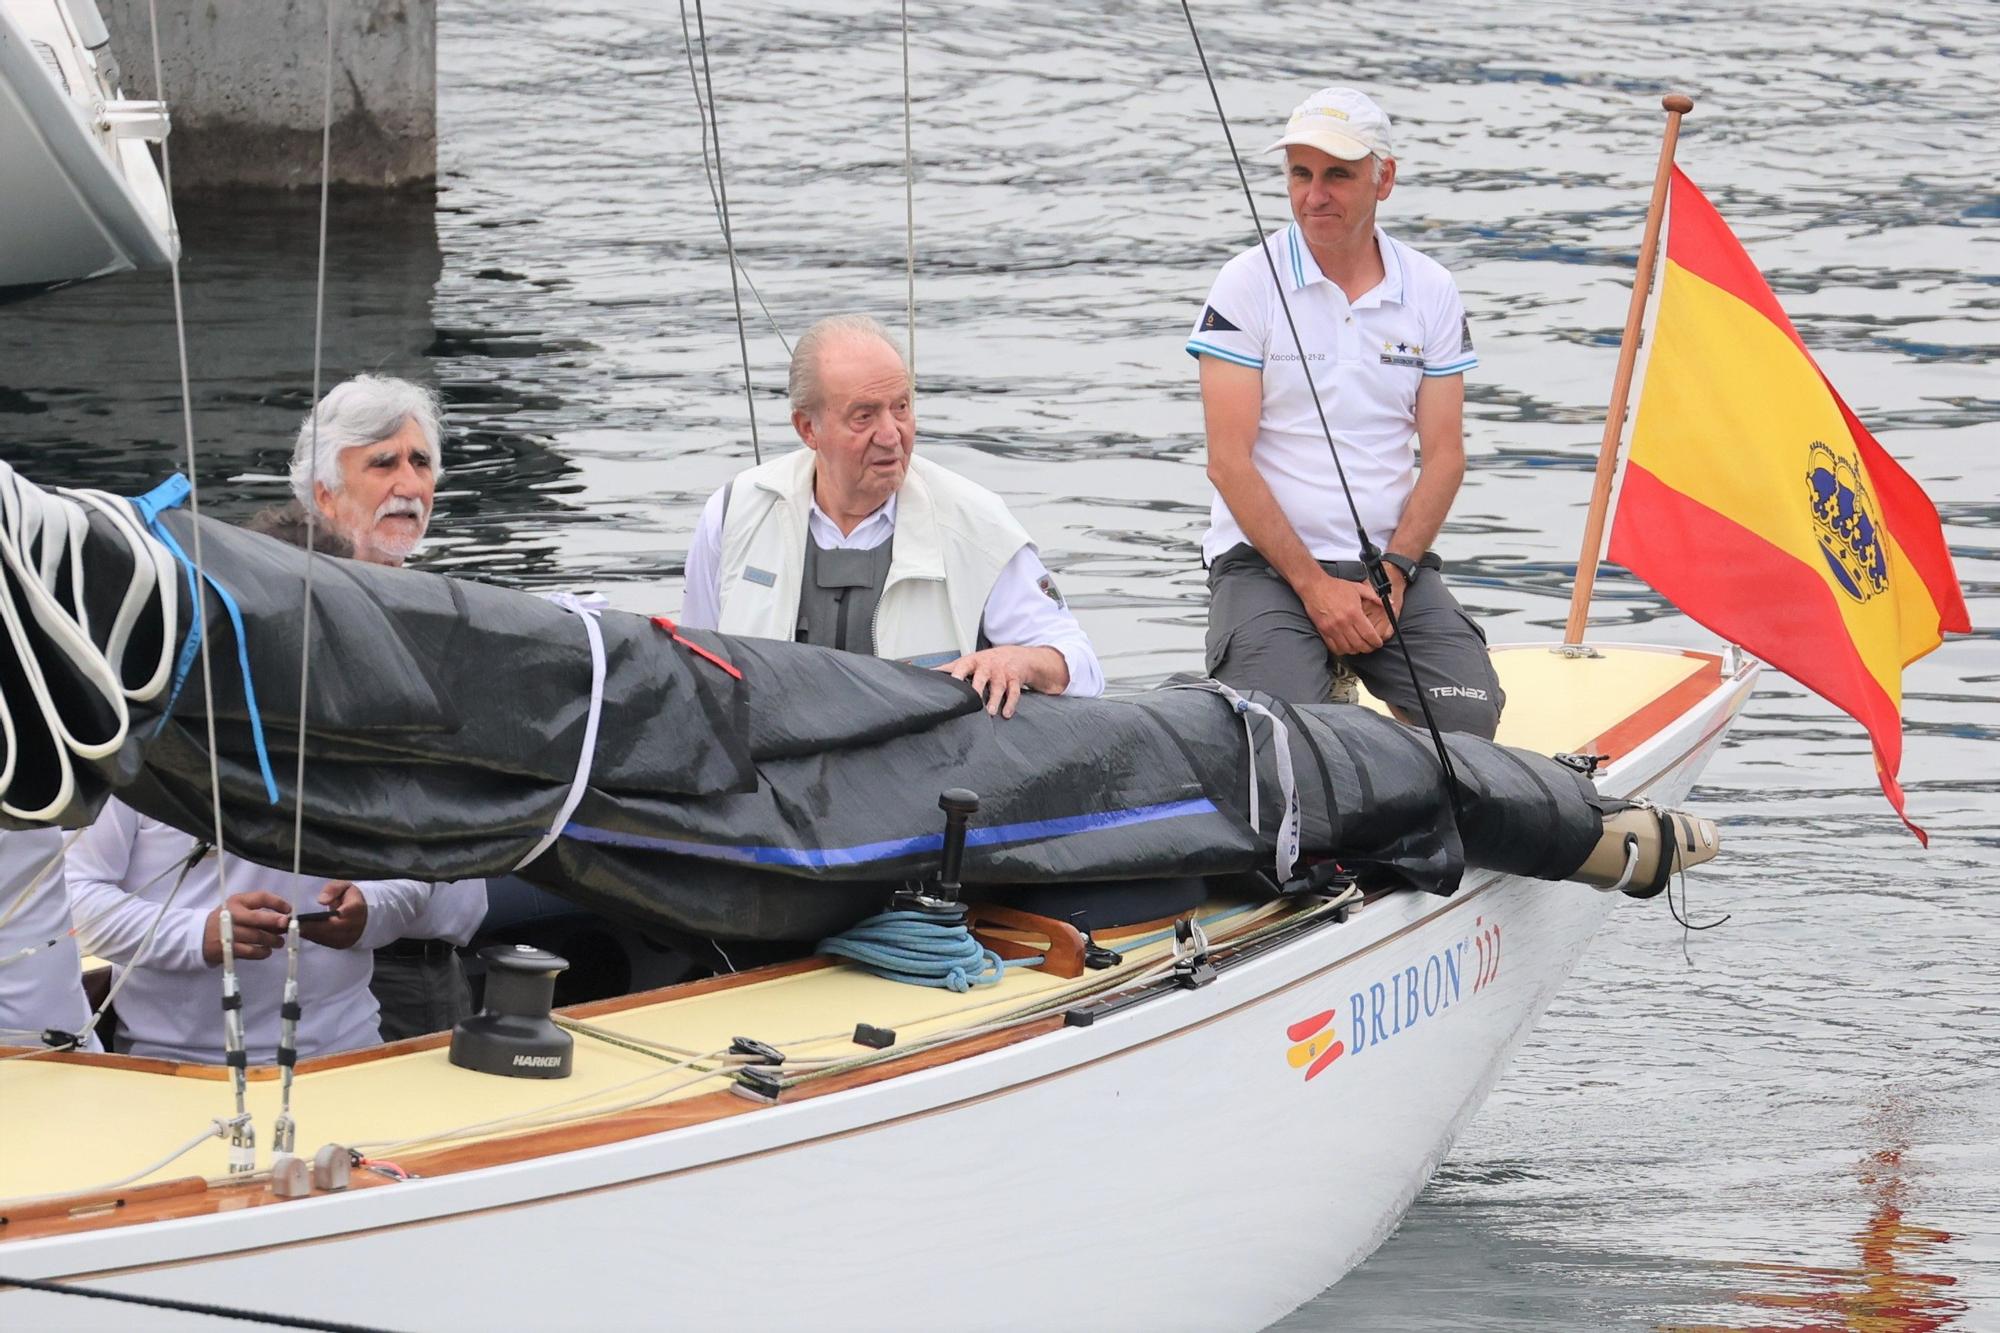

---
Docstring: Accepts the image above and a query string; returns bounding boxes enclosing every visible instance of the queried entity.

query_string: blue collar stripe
[562,796,1221,869]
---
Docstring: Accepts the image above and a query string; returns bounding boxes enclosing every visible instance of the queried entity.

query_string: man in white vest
[680,314,1103,717]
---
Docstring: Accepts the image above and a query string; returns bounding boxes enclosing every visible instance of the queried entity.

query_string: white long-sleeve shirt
[394,879,488,947]
[680,490,1105,697]
[0,828,96,1051]
[67,800,429,1064]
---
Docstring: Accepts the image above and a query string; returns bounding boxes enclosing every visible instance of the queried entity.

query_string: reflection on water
[1670,1133,1966,1332]
[0,0,1994,1326]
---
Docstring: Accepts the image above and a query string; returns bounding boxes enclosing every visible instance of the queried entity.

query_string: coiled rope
[817,909,1042,992]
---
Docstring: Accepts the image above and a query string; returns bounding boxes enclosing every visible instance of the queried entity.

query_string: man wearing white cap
[1186,87,1504,737]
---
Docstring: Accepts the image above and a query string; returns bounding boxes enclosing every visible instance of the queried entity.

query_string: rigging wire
[1177,1,1464,832]
[674,0,790,355]
[690,0,763,464]
[269,0,340,1165]
[900,0,917,382]
[143,0,258,1170]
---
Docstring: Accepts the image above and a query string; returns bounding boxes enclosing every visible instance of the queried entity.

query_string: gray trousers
[369,950,472,1043]
[1204,544,1505,739]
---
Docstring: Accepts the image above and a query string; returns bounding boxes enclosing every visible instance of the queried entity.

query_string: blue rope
[817,910,1044,992]
[129,475,280,804]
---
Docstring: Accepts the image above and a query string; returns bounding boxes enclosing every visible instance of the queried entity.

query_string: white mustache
[375,496,426,522]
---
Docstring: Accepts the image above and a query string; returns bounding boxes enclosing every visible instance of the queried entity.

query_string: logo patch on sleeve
[1460,315,1474,354]
[1037,574,1067,608]
[1199,305,1240,334]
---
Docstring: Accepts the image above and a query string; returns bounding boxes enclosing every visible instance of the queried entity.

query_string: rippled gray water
[1,0,1994,1326]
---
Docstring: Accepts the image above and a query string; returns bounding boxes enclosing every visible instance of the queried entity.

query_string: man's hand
[201,891,290,966]
[299,881,370,951]
[939,645,1069,719]
[1300,571,1388,657]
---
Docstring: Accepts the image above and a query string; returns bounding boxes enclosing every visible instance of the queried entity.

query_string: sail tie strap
[129,475,280,804]
[817,909,1042,992]
[516,592,607,870]
[1165,679,1300,881]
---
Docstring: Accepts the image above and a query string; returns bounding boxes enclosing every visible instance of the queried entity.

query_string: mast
[1563,93,1694,645]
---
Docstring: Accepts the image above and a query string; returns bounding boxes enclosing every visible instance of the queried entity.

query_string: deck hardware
[1063,1008,1095,1028]
[1083,942,1123,970]
[1550,643,1603,659]
[268,1155,310,1199]
[852,1023,896,1049]
[38,1028,79,1050]
[311,1145,350,1192]
[450,945,573,1079]
[730,1036,784,1066]
[732,1066,784,1103]
[1554,752,1610,776]
[1170,916,1216,989]
[893,788,980,918]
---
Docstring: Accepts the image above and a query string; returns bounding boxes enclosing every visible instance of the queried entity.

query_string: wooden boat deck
[0,645,1720,1225]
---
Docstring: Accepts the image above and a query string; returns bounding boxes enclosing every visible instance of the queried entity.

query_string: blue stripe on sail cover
[562,797,1220,869]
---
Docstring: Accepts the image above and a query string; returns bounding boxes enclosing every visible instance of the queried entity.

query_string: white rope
[513,593,606,870]
[0,1114,249,1212]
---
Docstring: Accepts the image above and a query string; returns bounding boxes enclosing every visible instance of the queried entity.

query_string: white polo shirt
[1186,223,1477,563]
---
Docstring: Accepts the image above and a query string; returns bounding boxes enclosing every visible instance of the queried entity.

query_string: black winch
[449,944,572,1079]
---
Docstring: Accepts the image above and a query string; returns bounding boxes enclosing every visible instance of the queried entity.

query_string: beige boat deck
[0,645,1717,1225]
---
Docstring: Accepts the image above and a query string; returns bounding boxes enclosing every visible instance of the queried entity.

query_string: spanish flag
[1609,168,1969,841]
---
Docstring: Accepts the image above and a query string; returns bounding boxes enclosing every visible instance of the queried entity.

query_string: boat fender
[448,944,573,1080]
[852,1023,896,1049]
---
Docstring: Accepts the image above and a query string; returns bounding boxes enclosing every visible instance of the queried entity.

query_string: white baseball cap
[1264,87,1394,161]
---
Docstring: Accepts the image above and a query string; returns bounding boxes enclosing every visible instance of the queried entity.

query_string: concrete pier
[101,0,435,191]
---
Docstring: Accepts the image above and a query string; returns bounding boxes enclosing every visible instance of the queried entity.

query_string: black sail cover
[0,481,1610,941]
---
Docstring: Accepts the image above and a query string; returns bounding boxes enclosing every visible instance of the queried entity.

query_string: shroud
[0,466,1608,940]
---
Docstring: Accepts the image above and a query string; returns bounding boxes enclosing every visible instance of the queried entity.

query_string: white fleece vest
[714,450,1031,666]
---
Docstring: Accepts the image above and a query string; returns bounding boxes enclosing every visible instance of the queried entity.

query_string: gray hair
[787,314,909,418]
[288,375,445,505]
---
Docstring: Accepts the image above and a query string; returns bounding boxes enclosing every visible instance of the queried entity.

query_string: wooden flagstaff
[1563,93,1695,645]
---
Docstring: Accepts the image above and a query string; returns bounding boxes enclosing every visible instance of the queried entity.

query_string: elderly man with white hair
[282,373,445,567]
[680,314,1103,718]
[261,374,488,1039]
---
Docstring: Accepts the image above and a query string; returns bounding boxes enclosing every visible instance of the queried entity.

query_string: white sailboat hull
[0,653,1755,1332]
[0,0,174,294]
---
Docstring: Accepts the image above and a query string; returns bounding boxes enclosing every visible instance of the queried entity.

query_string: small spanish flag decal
[1285,1009,1344,1081]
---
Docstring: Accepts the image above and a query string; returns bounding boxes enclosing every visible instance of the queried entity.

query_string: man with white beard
[280,375,488,1039]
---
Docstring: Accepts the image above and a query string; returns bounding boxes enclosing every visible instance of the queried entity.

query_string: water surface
[0,1,1993,1327]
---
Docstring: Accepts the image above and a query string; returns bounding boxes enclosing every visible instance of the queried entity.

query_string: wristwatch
[1379,552,1419,584]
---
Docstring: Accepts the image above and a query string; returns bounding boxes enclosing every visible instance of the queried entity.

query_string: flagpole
[1563,93,1695,645]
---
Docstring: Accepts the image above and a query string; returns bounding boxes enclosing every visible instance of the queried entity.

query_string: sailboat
[0,0,174,298]
[0,19,1838,1328]
[0,374,1753,1333]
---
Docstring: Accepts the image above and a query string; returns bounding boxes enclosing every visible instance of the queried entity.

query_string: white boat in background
[0,0,174,297]
[0,643,1759,1332]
